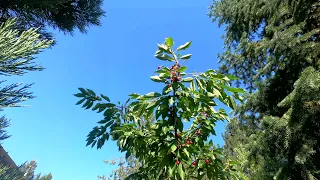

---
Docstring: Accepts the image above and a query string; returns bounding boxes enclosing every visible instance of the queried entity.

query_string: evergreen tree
[0,18,52,110]
[0,0,105,42]
[0,18,53,180]
[210,0,320,179]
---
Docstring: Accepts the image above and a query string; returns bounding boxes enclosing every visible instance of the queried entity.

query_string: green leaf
[145,92,162,98]
[228,96,236,109]
[75,98,85,105]
[92,103,100,111]
[155,54,174,61]
[169,96,174,105]
[150,76,166,82]
[74,93,85,97]
[105,103,116,107]
[105,121,113,128]
[229,161,241,165]
[168,165,176,178]
[182,77,193,82]
[178,163,185,180]
[129,93,140,99]
[91,140,97,148]
[207,92,216,98]
[180,54,192,60]
[156,67,170,73]
[101,94,110,102]
[169,144,177,153]
[183,148,190,158]
[146,100,159,110]
[157,44,170,53]
[221,84,245,93]
[195,78,204,90]
[78,88,88,95]
[87,89,96,96]
[82,100,90,108]
[165,37,174,47]
[177,41,192,51]
[190,81,196,91]
[97,118,111,124]
[177,66,187,72]
[162,85,173,95]
[159,73,169,78]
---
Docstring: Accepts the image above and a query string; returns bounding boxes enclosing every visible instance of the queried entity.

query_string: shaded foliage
[210,0,320,179]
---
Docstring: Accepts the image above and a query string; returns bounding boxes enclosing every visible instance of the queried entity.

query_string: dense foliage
[210,0,320,179]
[75,37,244,180]
[0,0,105,42]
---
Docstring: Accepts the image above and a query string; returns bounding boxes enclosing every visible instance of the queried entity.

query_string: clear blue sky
[3,0,228,179]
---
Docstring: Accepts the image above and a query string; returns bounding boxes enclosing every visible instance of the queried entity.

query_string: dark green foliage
[210,0,320,179]
[0,0,105,41]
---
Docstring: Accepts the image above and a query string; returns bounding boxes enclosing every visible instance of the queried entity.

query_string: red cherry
[205,159,209,164]
[171,71,175,74]
[158,66,161,69]
[192,161,196,165]
[176,160,180,165]
[178,144,181,149]
[196,131,201,135]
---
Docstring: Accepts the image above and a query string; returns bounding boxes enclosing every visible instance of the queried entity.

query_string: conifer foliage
[0,0,105,41]
[210,0,320,179]
[75,37,244,180]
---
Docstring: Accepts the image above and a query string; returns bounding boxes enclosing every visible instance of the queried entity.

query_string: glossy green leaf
[150,76,166,82]
[145,92,162,98]
[183,148,190,158]
[165,37,174,47]
[177,41,192,51]
[207,92,216,98]
[190,81,196,91]
[180,54,192,60]
[178,66,187,72]
[155,54,174,61]
[182,77,193,82]
[178,163,185,180]
[169,144,177,153]
[157,44,170,53]
[129,93,140,99]
[228,96,236,109]
[162,85,173,95]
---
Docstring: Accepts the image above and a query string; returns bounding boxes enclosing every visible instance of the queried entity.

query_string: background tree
[98,155,141,180]
[210,0,320,179]
[75,37,243,180]
[0,0,105,42]
[0,18,53,180]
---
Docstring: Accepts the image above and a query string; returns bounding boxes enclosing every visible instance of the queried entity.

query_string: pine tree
[210,0,320,179]
[0,18,53,180]
[0,0,105,42]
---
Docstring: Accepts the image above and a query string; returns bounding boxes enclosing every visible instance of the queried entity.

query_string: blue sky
[2,0,228,179]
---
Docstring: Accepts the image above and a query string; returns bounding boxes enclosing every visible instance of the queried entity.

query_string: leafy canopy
[75,37,244,180]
